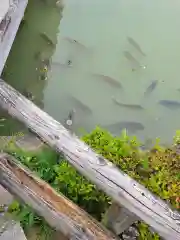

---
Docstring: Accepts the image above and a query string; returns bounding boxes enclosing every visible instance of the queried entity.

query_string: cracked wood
[0,153,117,240]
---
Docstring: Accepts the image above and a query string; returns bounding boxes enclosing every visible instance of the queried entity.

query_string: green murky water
[1,0,180,145]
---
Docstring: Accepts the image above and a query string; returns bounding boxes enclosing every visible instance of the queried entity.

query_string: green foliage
[7,199,54,239]
[82,127,180,209]
[138,222,160,240]
[8,201,40,229]
[7,147,58,238]
[7,145,110,237]
[53,160,110,219]
[7,127,180,239]
[174,130,180,144]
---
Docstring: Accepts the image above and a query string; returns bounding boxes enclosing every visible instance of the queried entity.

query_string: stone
[120,225,140,240]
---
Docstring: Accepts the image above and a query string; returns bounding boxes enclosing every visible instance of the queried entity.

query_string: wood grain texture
[0,79,179,240]
[0,153,117,240]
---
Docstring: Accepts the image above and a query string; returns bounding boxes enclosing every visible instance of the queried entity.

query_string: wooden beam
[102,202,139,235]
[0,153,117,240]
[0,79,179,240]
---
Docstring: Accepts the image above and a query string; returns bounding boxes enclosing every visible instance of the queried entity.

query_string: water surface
[2,0,180,145]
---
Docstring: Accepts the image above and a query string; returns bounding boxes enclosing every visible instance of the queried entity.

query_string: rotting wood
[0,153,117,240]
[0,79,179,240]
[102,202,139,235]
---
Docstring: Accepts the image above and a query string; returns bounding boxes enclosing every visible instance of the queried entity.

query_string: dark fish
[70,96,92,115]
[112,96,144,110]
[93,74,122,89]
[51,62,72,69]
[144,80,158,97]
[40,32,55,46]
[67,60,72,66]
[159,100,180,109]
[68,109,76,121]
[127,37,146,57]
[123,51,146,70]
[64,37,87,49]
[64,109,76,130]
[105,121,144,134]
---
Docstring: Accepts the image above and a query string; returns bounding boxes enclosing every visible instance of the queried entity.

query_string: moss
[7,127,180,239]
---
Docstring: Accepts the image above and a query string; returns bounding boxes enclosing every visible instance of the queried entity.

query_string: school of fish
[38,32,180,138]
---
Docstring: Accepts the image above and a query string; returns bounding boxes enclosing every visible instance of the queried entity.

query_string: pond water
[1,0,180,146]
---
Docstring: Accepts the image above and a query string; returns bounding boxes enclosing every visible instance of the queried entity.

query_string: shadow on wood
[0,79,179,240]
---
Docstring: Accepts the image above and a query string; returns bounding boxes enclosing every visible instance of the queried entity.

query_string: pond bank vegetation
[2,127,180,239]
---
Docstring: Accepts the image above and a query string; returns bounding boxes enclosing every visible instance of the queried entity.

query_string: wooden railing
[0,79,179,240]
[0,153,116,240]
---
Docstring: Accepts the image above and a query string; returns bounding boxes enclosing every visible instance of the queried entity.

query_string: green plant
[7,127,180,239]
[82,127,180,209]
[7,144,110,238]
[53,159,110,219]
[138,222,160,240]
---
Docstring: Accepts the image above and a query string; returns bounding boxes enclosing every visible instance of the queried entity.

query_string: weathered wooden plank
[0,184,13,205]
[102,202,139,235]
[0,153,117,240]
[0,0,28,75]
[0,79,179,240]
[0,215,27,240]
